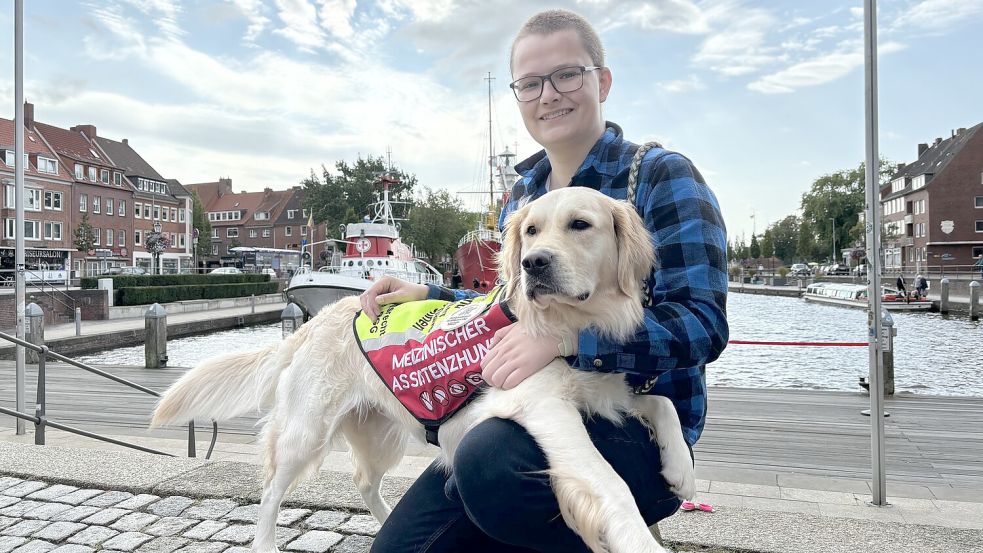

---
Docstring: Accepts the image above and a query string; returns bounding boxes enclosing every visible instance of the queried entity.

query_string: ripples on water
[78,293,983,396]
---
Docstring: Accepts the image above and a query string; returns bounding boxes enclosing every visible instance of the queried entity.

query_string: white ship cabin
[333,221,442,285]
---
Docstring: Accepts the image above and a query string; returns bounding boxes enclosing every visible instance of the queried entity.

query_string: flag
[307,212,314,229]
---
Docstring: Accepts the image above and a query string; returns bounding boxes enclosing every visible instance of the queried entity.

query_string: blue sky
[1,0,982,241]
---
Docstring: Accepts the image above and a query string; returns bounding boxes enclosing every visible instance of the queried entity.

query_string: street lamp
[830,217,836,265]
[153,221,162,275]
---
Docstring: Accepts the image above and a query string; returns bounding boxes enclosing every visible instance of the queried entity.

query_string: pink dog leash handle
[680,500,714,513]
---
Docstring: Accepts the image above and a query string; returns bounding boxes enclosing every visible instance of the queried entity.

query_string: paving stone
[208,525,254,546]
[83,492,134,509]
[135,537,190,553]
[48,546,95,553]
[0,479,24,493]
[25,486,78,502]
[300,511,348,530]
[30,522,86,542]
[334,515,380,536]
[50,507,100,523]
[114,496,161,512]
[275,528,302,548]
[66,526,120,547]
[172,542,231,553]
[81,508,130,526]
[10,539,55,553]
[0,499,18,511]
[0,519,17,532]
[22,503,72,521]
[179,500,237,521]
[111,513,160,533]
[143,518,197,538]
[1,484,46,499]
[223,548,250,553]
[0,537,28,553]
[283,530,343,552]
[219,506,257,525]
[275,509,310,527]
[331,535,373,553]
[52,491,102,507]
[0,502,45,518]
[0,521,50,538]
[180,521,227,541]
[101,532,154,552]
[145,498,194,519]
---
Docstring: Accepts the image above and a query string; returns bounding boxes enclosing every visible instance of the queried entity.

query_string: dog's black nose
[522,251,553,274]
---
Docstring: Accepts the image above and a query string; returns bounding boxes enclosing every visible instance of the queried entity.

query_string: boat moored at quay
[803,282,933,311]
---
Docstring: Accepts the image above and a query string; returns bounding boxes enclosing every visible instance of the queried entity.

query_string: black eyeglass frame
[509,65,603,102]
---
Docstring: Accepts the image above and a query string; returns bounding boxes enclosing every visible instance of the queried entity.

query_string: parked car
[118,266,147,276]
[790,263,811,277]
[828,263,851,275]
[209,267,242,275]
[261,267,278,278]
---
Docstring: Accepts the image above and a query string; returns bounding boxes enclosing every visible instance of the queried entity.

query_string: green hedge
[116,282,279,306]
[82,273,269,289]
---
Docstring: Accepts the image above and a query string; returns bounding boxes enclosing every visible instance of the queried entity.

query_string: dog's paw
[660,444,696,500]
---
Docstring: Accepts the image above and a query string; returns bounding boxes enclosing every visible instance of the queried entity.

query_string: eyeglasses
[509,65,602,102]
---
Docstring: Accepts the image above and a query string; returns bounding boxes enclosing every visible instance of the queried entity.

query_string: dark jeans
[371,416,683,553]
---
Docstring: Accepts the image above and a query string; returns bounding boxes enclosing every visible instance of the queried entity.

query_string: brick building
[881,123,983,274]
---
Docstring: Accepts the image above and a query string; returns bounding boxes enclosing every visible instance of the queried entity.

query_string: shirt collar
[513,122,628,188]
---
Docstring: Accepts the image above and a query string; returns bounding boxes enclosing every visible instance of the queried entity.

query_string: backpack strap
[627,141,662,395]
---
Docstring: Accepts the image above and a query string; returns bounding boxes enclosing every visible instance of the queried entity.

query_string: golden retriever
[152,187,695,553]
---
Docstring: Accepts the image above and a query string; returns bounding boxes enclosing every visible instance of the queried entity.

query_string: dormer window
[4,150,28,168]
[255,212,270,221]
[100,169,110,183]
[37,157,58,175]
[88,167,97,181]
[75,164,83,179]
[114,172,123,186]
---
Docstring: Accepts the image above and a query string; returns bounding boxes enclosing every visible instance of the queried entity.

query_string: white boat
[285,174,444,318]
[803,282,933,311]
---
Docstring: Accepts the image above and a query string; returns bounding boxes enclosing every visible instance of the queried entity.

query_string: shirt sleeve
[572,152,729,376]
[426,284,481,302]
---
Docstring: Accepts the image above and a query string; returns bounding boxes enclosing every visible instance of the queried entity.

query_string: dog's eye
[570,219,591,231]
[526,225,537,236]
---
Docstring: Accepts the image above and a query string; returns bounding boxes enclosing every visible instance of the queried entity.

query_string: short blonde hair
[510,9,605,74]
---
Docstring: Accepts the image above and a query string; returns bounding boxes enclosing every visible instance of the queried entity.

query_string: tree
[73,213,95,252]
[769,215,800,263]
[760,230,774,260]
[749,233,761,260]
[402,187,479,265]
[191,190,212,260]
[302,156,418,238]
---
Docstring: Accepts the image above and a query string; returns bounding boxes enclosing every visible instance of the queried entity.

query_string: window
[912,175,926,190]
[255,212,270,221]
[38,157,58,175]
[211,228,218,239]
[977,221,983,233]
[285,226,292,236]
[3,184,13,208]
[114,172,123,187]
[134,230,142,245]
[79,193,87,212]
[106,228,114,246]
[170,208,177,221]
[26,188,42,211]
[43,221,62,241]
[3,219,11,238]
[976,197,983,208]
[249,229,257,238]
[178,234,185,248]
[301,226,307,236]
[178,208,185,223]
[44,191,62,210]
[105,198,113,216]
[74,164,84,179]
[302,209,309,217]
[974,246,983,258]
[88,167,97,181]
[153,205,160,220]
[135,202,143,218]
[161,207,168,222]
[143,204,150,218]
[262,229,271,237]
[119,200,126,216]
[93,227,101,246]
[100,169,109,183]
[118,229,125,246]
[227,228,239,238]
[287,209,297,219]
[24,220,40,240]
[92,196,101,214]
[211,244,219,255]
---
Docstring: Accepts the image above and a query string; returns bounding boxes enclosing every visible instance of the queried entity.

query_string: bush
[115,282,279,306]
[728,266,742,279]
[82,273,269,289]
[777,266,790,278]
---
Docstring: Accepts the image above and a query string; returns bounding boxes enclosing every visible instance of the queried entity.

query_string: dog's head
[498,187,655,339]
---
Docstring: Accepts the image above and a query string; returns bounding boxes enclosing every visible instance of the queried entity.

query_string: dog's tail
[151,322,313,426]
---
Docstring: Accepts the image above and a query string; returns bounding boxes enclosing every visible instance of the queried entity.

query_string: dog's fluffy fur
[152,187,695,553]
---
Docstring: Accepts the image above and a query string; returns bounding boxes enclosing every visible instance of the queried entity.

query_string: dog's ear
[612,200,656,299]
[498,205,528,298]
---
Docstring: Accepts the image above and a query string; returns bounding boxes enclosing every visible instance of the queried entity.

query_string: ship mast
[485,72,495,211]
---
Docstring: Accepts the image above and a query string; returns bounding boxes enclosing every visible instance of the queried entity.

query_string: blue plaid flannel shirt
[427,122,728,445]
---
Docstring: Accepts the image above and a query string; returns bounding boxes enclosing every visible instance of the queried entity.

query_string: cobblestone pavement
[0,477,375,553]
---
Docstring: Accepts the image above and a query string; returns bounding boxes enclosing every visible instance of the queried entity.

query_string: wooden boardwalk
[2,361,982,490]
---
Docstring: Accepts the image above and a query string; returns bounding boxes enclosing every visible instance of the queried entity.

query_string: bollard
[251,294,256,314]
[281,303,304,338]
[939,278,950,314]
[880,311,896,396]
[971,281,980,321]
[145,303,168,368]
[75,307,82,337]
[25,303,44,364]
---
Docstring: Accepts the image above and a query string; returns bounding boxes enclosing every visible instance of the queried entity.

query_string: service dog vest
[354,286,516,446]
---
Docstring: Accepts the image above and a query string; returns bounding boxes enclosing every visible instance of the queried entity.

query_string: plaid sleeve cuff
[426,284,457,301]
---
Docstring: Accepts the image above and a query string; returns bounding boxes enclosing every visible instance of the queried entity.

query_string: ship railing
[457,228,501,248]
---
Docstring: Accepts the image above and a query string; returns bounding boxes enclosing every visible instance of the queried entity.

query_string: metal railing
[0,329,218,458]
[0,268,77,315]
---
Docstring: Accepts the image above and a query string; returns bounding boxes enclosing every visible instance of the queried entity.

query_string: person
[896,274,908,303]
[915,274,928,301]
[361,9,728,553]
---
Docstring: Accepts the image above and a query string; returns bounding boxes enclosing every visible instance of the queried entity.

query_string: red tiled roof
[0,118,73,181]
[34,121,111,166]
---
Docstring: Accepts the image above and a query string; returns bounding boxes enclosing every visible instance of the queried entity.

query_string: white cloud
[747,41,906,94]
[657,75,705,93]
[229,0,272,42]
[693,4,784,76]
[618,0,710,34]
[122,0,185,39]
[317,0,357,39]
[272,0,327,52]
[893,0,983,30]
[83,3,148,61]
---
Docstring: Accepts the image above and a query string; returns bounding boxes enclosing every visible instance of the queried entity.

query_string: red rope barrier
[729,340,868,347]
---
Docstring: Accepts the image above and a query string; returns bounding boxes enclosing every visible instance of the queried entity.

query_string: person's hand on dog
[480,323,576,390]
[360,277,429,322]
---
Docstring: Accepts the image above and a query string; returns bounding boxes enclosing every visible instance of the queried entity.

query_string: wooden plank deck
[2,361,982,490]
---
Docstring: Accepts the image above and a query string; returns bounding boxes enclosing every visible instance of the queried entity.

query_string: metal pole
[34,346,46,445]
[14,0,26,435]
[863,0,888,507]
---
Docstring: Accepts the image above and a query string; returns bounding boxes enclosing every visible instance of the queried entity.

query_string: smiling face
[511,29,611,151]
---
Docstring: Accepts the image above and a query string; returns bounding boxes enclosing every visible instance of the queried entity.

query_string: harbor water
[78,293,983,397]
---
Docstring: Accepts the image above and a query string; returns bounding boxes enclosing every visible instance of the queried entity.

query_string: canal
[77,293,983,397]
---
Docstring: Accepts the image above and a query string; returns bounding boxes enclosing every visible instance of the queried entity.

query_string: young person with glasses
[365,9,728,553]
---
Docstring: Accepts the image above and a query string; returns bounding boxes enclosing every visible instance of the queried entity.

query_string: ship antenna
[486,72,495,212]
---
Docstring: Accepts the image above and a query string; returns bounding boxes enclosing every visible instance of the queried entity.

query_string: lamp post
[192,228,199,275]
[830,217,836,265]
[153,221,162,275]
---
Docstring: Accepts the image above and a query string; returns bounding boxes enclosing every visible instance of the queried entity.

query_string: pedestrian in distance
[896,274,909,303]
[361,8,728,553]
[915,274,928,301]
